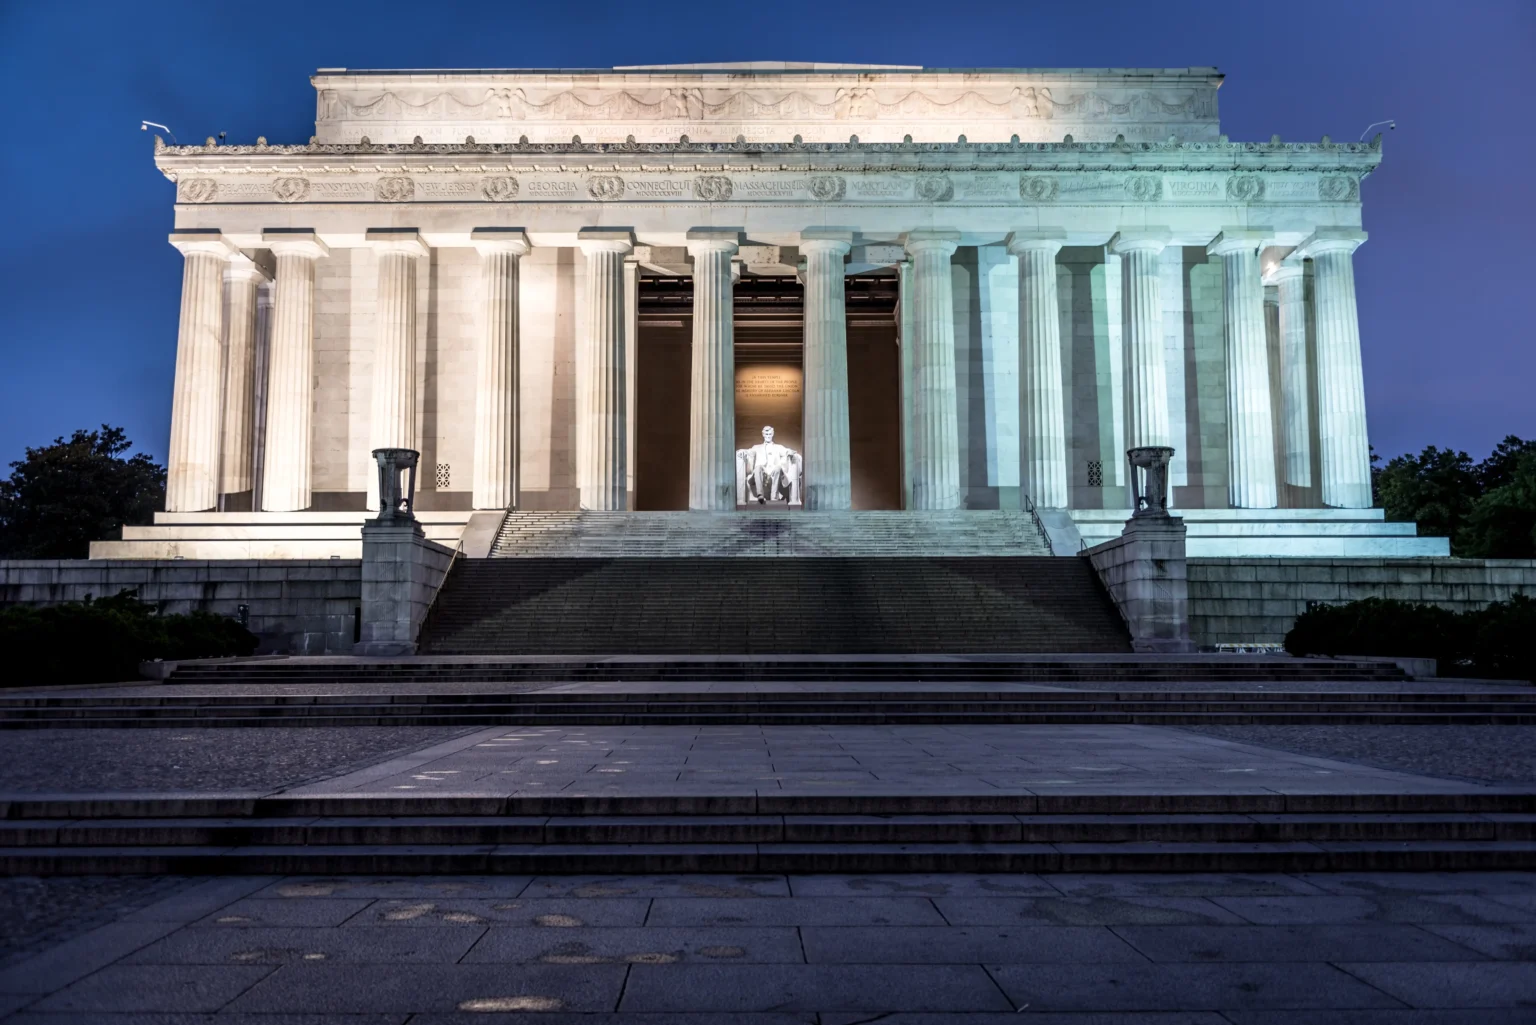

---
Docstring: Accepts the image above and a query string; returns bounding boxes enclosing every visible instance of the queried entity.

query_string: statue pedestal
[1085,514,1194,653]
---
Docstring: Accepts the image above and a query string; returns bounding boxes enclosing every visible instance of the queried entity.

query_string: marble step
[7,840,1536,875]
[4,813,1534,848]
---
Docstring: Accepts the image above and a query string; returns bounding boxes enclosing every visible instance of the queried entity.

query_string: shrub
[0,590,257,686]
[1285,595,1534,683]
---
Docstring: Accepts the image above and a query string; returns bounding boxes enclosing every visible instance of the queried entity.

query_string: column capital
[471,228,531,256]
[1207,227,1272,258]
[1296,228,1367,259]
[1005,229,1067,256]
[1108,229,1171,256]
[799,229,854,257]
[169,230,234,258]
[223,251,268,284]
[902,230,960,257]
[365,228,428,257]
[262,229,329,260]
[685,228,741,255]
[1261,254,1305,286]
[577,227,635,254]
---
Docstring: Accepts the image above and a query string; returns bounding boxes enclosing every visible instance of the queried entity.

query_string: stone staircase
[490,510,1053,558]
[5,792,1534,875]
[418,557,1129,654]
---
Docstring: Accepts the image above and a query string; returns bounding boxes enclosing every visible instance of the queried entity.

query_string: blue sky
[1,0,1531,468]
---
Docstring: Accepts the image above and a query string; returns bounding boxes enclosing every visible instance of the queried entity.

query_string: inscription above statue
[736,426,803,506]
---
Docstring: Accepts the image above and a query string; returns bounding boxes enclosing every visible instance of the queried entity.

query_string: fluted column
[686,230,740,510]
[1264,257,1311,488]
[260,230,328,512]
[470,229,529,510]
[1007,230,1068,509]
[897,260,915,508]
[800,230,854,510]
[1298,228,1372,508]
[251,282,273,509]
[903,231,962,510]
[1109,231,1172,452]
[165,232,233,512]
[623,257,640,508]
[365,229,427,507]
[219,254,265,500]
[1209,229,1278,509]
[577,228,633,510]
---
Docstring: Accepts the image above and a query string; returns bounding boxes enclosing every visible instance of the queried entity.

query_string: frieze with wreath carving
[1019,176,1059,202]
[177,178,218,203]
[914,175,953,202]
[272,177,311,203]
[1318,175,1360,202]
[808,175,846,202]
[587,175,625,201]
[375,176,415,202]
[694,175,733,201]
[1226,175,1264,202]
[479,176,519,201]
[1124,175,1162,202]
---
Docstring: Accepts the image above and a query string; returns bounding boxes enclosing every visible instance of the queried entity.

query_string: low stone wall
[0,559,362,655]
[1189,557,1536,647]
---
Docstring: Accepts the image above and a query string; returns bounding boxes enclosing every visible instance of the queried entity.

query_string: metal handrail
[1021,495,1054,554]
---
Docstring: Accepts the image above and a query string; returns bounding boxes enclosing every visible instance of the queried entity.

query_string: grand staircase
[421,510,1123,655]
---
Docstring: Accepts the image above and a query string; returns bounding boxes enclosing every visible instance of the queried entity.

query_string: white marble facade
[120,62,1445,559]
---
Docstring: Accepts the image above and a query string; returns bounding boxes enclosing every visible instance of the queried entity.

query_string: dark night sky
[1,0,1531,469]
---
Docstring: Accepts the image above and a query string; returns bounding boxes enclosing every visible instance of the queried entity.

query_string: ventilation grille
[1086,460,1103,487]
[435,463,451,490]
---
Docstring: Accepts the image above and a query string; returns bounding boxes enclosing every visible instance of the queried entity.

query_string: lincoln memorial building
[98,62,1446,560]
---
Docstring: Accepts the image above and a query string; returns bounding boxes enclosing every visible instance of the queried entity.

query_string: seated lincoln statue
[736,425,803,505]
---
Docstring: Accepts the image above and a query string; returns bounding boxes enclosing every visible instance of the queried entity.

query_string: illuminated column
[1298,228,1372,508]
[623,255,640,509]
[1007,230,1068,509]
[218,253,266,499]
[800,230,854,510]
[1264,256,1311,488]
[260,230,328,513]
[686,229,740,511]
[897,259,915,508]
[1109,230,1171,451]
[1209,229,1278,509]
[365,229,428,508]
[165,231,233,512]
[470,229,529,510]
[576,228,633,510]
[903,231,962,510]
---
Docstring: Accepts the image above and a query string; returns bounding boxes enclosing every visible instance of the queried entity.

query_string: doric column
[1264,256,1311,488]
[623,256,640,508]
[365,229,427,506]
[576,228,634,510]
[470,229,530,510]
[1108,230,1172,452]
[902,231,962,510]
[685,229,740,511]
[259,230,328,513]
[1209,229,1278,509]
[896,260,915,508]
[1007,230,1068,509]
[219,253,266,500]
[1298,228,1372,508]
[799,230,854,510]
[251,282,273,509]
[165,231,233,512]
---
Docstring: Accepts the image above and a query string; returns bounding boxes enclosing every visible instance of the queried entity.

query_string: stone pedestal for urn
[356,448,456,656]
[1085,446,1195,653]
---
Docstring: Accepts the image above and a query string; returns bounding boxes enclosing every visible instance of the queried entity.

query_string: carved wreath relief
[480,176,519,201]
[807,175,846,202]
[177,178,218,203]
[272,177,311,203]
[375,176,415,202]
[1019,176,1059,202]
[693,176,734,201]
[587,175,626,201]
[914,175,953,202]
[1318,175,1360,202]
[1226,175,1264,202]
[1124,175,1162,202]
